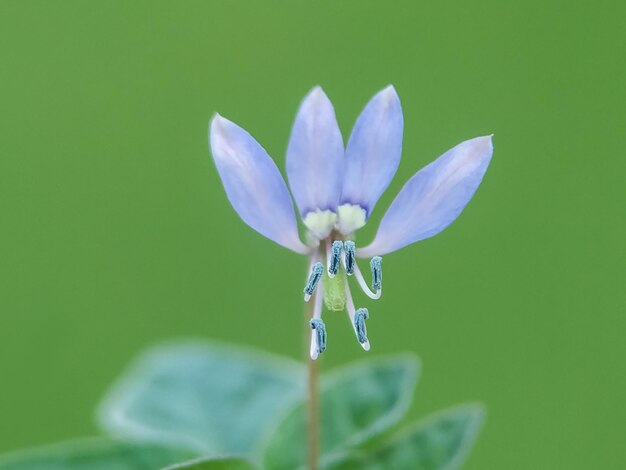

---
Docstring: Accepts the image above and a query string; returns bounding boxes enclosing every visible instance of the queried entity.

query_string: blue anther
[310,318,327,353]
[354,308,369,344]
[370,256,382,291]
[304,262,324,297]
[344,241,355,275]
[329,241,343,276]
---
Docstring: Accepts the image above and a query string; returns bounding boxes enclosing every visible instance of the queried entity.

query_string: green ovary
[323,270,346,311]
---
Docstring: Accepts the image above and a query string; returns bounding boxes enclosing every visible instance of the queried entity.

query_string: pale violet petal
[210,114,310,254]
[286,86,344,221]
[357,136,493,257]
[340,85,403,221]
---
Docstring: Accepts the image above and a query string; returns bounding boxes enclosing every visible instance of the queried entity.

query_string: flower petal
[340,85,403,216]
[357,136,493,257]
[286,86,344,216]
[210,114,310,254]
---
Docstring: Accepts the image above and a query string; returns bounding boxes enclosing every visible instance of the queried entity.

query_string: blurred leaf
[98,341,304,458]
[263,355,420,470]
[161,456,256,470]
[323,404,485,470]
[0,438,195,470]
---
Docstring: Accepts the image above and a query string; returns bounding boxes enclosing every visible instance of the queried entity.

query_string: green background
[0,1,624,468]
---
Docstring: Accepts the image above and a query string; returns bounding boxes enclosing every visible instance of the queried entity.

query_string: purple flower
[210,86,493,359]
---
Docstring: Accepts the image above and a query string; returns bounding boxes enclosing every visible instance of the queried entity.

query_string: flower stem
[305,295,319,470]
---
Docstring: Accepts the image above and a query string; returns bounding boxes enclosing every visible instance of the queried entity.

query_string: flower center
[302,238,382,359]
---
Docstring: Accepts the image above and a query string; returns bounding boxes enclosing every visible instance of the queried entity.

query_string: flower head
[210,86,493,359]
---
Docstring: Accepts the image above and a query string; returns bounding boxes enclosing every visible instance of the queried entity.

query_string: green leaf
[98,341,304,458]
[161,456,256,470]
[323,404,485,470]
[0,438,195,470]
[263,355,420,470]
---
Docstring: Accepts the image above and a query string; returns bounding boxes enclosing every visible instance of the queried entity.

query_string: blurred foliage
[0,342,482,469]
[0,439,194,470]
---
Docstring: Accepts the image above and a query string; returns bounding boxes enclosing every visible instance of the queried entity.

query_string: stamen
[303,262,324,302]
[328,240,343,278]
[344,241,355,275]
[309,278,325,360]
[353,261,382,300]
[354,308,369,344]
[344,277,371,351]
[310,319,327,356]
[370,256,382,291]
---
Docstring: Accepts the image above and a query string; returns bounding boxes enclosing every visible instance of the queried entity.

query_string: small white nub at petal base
[303,209,337,241]
[337,203,367,235]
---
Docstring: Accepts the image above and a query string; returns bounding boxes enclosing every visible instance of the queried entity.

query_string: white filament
[353,260,382,300]
[325,238,335,278]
